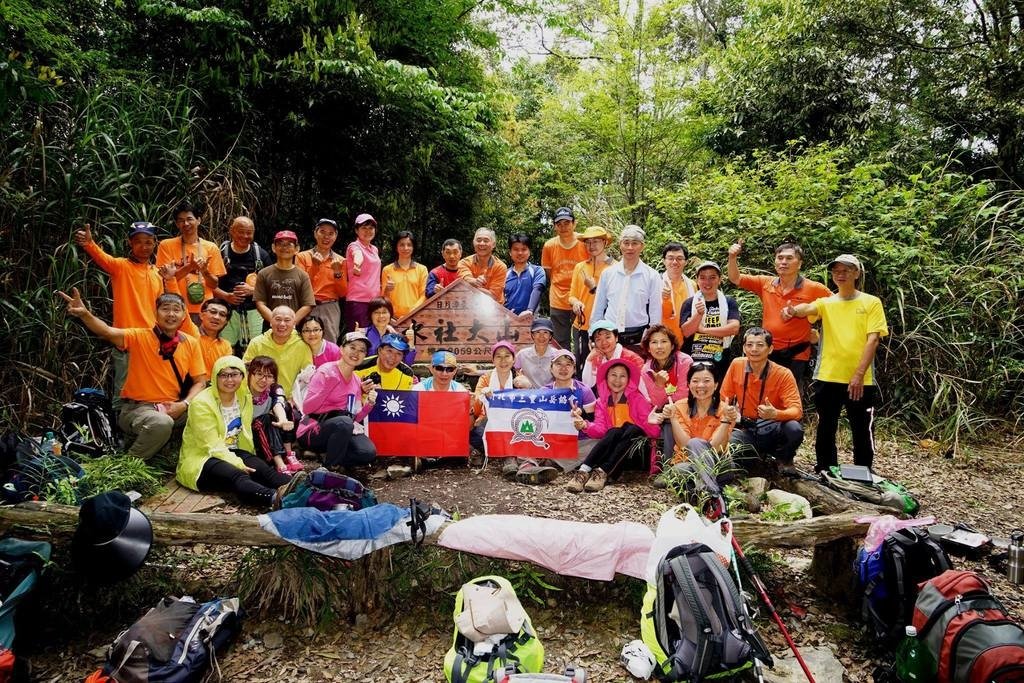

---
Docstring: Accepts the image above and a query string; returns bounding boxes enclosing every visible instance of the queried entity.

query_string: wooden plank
[173,490,225,514]
[152,483,194,514]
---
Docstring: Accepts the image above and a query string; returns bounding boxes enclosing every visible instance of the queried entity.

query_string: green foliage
[235,546,351,627]
[759,501,806,522]
[79,456,163,497]
[506,563,562,606]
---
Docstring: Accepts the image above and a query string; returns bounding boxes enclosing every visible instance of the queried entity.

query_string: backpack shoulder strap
[667,555,715,683]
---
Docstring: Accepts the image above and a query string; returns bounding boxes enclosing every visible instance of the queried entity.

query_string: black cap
[553,207,575,222]
[72,491,153,584]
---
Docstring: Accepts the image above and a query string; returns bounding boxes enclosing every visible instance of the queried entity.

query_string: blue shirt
[503,262,546,315]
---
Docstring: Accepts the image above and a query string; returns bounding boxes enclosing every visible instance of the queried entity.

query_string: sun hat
[379,332,410,352]
[829,254,863,271]
[530,318,554,333]
[71,491,153,584]
[589,319,619,339]
[580,226,612,242]
[273,230,299,244]
[354,213,377,227]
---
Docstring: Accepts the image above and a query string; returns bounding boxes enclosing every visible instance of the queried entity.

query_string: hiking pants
[252,413,287,462]
[814,381,878,471]
[583,423,649,477]
[298,414,376,469]
[549,308,573,353]
[111,348,129,413]
[669,438,729,495]
[118,400,185,460]
[196,449,289,508]
[223,308,264,355]
[729,419,804,465]
[311,299,342,343]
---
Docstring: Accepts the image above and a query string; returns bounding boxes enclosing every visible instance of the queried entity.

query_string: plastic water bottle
[40,431,57,455]
[895,625,935,683]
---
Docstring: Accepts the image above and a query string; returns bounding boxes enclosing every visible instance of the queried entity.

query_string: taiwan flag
[367,390,470,457]
[483,388,578,460]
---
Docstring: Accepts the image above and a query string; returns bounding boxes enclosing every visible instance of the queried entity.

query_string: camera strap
[740,362,770,418]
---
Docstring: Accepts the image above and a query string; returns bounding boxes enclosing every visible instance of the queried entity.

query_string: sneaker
[273,470,309,510]
[584,468,608,492]
[515,463,559,485]
[275,461,290,475]
[566,470,589,494]
[502,457,520,478]
[284,452,304,473]
[468,448,486,469]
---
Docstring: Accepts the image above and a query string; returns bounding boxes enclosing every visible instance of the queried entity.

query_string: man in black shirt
[214,216,271,355]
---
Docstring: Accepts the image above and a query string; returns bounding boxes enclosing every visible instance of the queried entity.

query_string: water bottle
[1008,529,1024,585]
[40,431,57,455]
[895,625,935,683]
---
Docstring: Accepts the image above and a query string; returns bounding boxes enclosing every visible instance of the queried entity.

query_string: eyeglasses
[664,256,686,262]
[433,365,457,373]
[251,371,275,380]
[301,328,323,334]
[218,371,243,379]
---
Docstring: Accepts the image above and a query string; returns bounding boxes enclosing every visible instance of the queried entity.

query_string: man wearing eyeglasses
[179,298,233,375]
[296,218,346,343]
[660,242,697,349]
[413,351,469,393]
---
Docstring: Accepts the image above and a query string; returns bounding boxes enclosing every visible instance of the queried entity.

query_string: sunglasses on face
[433,365,457,373]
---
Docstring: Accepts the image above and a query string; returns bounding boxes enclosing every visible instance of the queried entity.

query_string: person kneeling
[719,327,804,473]
[567,359,658,493]
[177,356,301,509]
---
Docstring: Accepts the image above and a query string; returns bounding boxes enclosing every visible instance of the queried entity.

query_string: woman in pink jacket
[639,323,693,459]
[567,358,657,493]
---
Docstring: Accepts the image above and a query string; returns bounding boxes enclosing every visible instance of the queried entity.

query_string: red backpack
[912,570,1024,683]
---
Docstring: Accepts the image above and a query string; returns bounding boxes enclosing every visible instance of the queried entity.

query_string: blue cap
[379,332,410,352]
[128,221,157,238]
[431,350,458,368]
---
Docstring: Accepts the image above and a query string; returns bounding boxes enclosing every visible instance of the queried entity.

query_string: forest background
[1,0,1022,450]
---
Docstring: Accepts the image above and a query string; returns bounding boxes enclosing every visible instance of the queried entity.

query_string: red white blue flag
[483,388,578,460]
[367,390,471,457]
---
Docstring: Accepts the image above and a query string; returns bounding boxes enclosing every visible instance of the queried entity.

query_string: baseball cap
[341,330,371,352]
[379,332,410,352]
[695,260,722,275]
[431,350,458,368]
[530,317,554,333]
[71,491,153,584]
[829,254,863,271]
[128,221,157,238]
[580,225,611,241]
[354,213,377,227]
[620,225,645,242]
[491,340,516,357]
[550,348,576,364]
[315,218,338,231]
[553,207,575,222]
[273,230,299,244]
[589,319,619,339]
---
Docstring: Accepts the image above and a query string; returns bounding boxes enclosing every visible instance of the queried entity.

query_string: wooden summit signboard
[395,279,533,363]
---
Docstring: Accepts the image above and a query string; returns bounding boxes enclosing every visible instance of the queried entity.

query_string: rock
[766,489,813,519]
[745,477,769,512]
[262,631,284,649]
[88,645,108,660]
[764,645,846,683]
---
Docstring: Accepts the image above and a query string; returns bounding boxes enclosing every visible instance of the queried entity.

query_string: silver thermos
[1008,529,1024,584]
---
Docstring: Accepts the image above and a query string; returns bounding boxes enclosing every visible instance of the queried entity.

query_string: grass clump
[41,455,163,505]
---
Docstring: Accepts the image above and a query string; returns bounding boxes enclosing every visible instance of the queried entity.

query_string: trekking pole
[730,552,766,683]
[730,535,816,683]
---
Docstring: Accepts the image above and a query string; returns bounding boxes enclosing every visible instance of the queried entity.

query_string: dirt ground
[20,429,1024,682]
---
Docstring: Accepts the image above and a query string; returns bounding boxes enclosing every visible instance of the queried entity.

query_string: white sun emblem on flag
[381,393,405,417]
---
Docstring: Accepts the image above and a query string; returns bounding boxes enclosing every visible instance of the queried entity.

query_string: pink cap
[491,340,516,357]
[273,230,299,244]
[354,213,377,227]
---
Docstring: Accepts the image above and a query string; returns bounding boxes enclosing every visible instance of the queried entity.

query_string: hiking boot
[468,448,486,469]
[515,463,559,485]
[502,457,520,478]
[584,468,608,492]
[566,470,589,494]
[273,470,309,510]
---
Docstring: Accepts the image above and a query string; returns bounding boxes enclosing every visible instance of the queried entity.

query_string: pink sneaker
[276,461,290,474]
[284,453,305,473]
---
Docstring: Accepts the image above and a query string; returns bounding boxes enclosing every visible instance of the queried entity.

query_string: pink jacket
[584,358,658,440]
[640,352,692,408]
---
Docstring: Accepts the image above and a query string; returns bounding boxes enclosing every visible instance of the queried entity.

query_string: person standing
[214,217,271,356]
[344,213,382,332]
[568,226,616,374]
[156,202,226,323]
[381,230,428,319]
[679,261,741,380]
[660,242,697,349]
[426,239,463,297]
[296,218,346,342]
[504,233,546,317]
[784,254,888,472]
[253,230,315,326]
[458,227,507,303]
[542,207,588,350]
[590,225,662,352]
[727,240,831,385]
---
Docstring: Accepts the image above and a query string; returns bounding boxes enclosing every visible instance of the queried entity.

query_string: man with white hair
[458,227,508,303]
[590,225,662,351]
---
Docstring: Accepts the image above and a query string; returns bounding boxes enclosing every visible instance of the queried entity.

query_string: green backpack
[822,466,919,515]
[443,576,545,683]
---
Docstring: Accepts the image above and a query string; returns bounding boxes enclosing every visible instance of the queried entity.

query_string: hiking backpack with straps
[59,388,117,458]
[86,596,242,683]
[857,527,952,641]
[912,570,1024,683]
[0,435,84,503]
[640,543,772,683]
[443,576,544,683]
[280,468,378,511]
[821,466,920,515]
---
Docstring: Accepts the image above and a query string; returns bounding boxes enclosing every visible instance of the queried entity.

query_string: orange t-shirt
[568,258,615,330]
[671,410,731,464]
[542,237,589,310]
[296,249,347,302]
[458,255,508,304]
[738,274,831,361]
[719,358,803,422]
[155,237,227,314]
[177,317,232,375]
[83,242,165,329]
[661,275,697,347]
[120,328,206,403]
[607,398,632,428]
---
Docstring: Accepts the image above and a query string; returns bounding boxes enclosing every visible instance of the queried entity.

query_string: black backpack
[59,388,117,458]
[856,527,952,641]
[642,543,772,682]
[0,435,85,503]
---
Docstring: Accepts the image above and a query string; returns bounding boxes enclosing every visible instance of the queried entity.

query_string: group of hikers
[59,202,888,508]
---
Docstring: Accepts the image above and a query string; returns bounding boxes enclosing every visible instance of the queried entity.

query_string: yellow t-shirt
[542,237,589,310]
[382,262,428,319]
[813,293,888,385]
[356,363,416,390]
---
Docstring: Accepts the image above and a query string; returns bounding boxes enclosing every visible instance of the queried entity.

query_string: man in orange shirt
[74,221,178,410]
[60,289,207,460]
[727,240,831,387]
[296,218,346,342]
[719,328,804,470]
[156,203,226,323]
[180,298,233,375]
[458,227,507,303]
[660,241,697,347]
[542,207,588,352]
